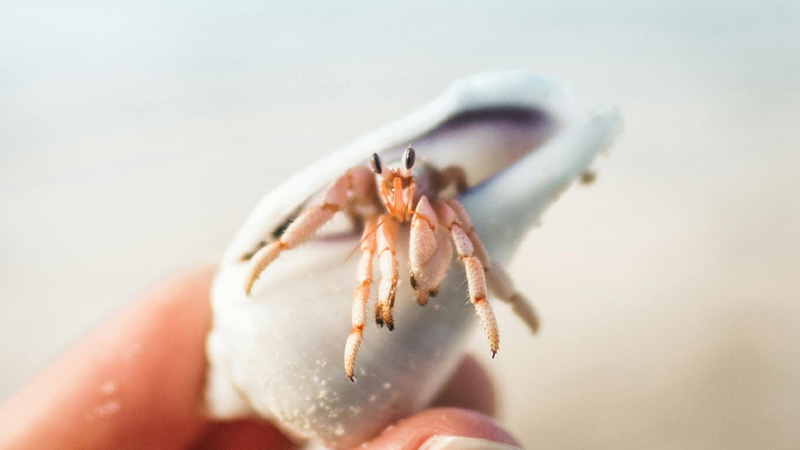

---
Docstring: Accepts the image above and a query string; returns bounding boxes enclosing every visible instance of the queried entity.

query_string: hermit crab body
[205,72,621,449]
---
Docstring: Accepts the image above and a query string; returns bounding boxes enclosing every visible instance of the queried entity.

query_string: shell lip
[222,72,574,265]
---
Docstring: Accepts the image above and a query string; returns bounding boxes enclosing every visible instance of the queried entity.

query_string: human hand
[0,267,522,449]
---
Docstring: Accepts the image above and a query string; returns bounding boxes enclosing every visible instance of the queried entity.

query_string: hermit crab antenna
[403,146,416,170]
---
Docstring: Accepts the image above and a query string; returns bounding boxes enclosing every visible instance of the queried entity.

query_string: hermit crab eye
[370,153,382,174]
[403,146,416,170]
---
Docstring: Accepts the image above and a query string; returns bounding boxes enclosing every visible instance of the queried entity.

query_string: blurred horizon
[2,1,799,448]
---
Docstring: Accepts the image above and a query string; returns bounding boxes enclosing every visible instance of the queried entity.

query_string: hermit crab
[205,71,621,449]
[243,144,541,381]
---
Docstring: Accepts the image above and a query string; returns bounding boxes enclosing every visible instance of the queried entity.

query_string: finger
[362,407,521,450]
[0,267,291,450]
[430,355,496,417]
[0,267,214,449]
[190,419,295,450]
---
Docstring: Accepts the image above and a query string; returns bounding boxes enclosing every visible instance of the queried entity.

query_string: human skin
[0,267,521,450]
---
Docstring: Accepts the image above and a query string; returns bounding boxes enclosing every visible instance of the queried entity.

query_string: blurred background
[2,0,799,448]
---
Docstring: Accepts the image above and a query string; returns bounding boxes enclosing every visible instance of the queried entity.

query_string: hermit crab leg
[485,264,541,334]
[435,200,500,357]
[445,199,490,266]
[409,196,444,305]
[375,216,400,330]
[244,166,374,295]
[447,199,540,334]
[344,215,378,381]
[410,232,453,306]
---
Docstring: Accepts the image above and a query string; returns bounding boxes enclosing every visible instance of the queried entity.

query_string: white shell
[205,71,621,449]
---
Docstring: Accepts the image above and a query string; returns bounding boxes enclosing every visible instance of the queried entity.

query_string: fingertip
[362,407,520,450]
[0,266,217,449]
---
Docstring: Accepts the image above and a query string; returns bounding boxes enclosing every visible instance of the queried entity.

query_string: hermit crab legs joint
[205,71,621,449]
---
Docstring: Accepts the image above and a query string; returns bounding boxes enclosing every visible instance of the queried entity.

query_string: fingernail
[419,435,524,450]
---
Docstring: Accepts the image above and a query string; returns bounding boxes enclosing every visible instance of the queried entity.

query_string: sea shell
[204,71,621,449]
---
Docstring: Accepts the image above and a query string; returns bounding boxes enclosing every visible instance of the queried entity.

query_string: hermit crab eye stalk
[403,146,416,170]
[370,153,383,175]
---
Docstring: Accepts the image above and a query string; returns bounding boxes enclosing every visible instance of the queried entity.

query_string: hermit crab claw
[205,71,621,449]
